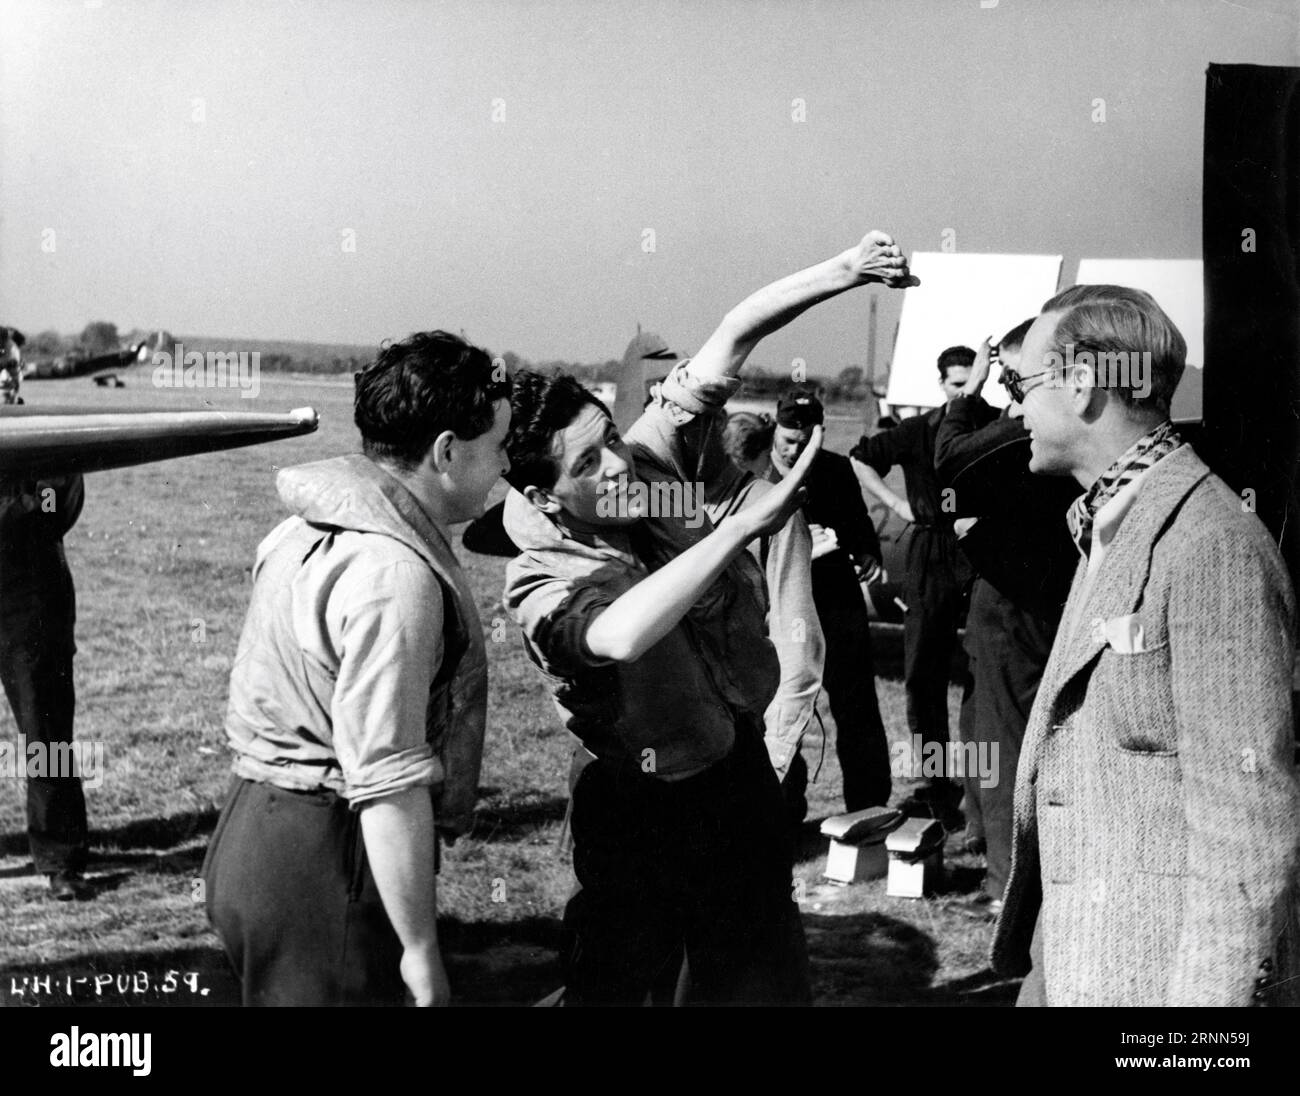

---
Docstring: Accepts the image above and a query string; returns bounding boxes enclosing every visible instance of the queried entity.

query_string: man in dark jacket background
[0,324,90,900]
[850,347,976,828]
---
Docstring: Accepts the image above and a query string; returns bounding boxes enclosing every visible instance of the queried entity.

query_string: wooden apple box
[885,817,945,898]
[820,807,902,885]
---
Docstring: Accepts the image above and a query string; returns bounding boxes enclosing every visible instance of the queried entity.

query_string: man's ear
[522,484,563,515]
[1069,365,1103,420]
[424,429,458,475]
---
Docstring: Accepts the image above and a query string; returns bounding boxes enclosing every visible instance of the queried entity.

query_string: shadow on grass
[804,908,1017,1006]
[467,795,568,843]
[0,850,207,888]
[806,909,939,1005]
[0,916,565,1008]
[1,795,570,887]
[92,809,220,851]
[0,905,1013,1006]
[440,915,564,1005]
[0,807,220,860]
[937,863,986,896]
[2,794,569,862]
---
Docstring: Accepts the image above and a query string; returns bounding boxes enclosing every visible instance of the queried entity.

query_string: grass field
[0,374,1018,1007]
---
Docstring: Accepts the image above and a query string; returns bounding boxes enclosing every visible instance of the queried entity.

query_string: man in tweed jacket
[991,283,1300,1006]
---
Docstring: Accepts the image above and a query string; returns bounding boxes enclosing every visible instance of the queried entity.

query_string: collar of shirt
[1066,420,1181,558]
[1086,473,1145,569]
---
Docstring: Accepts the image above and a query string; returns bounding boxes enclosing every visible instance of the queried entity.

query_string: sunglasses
[998,367,1052,403]
[998,362,1087,403]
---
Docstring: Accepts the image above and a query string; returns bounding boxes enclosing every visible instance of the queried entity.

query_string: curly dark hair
[354,331,510,470]
[503,370,609,492]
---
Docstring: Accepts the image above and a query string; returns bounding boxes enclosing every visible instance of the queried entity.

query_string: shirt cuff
[343,746,442,808]
[659,359,742,418]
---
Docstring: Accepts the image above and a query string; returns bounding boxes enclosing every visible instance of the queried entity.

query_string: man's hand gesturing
[743,426,822,540]
[962,336,995,397]
[845,231,920,289]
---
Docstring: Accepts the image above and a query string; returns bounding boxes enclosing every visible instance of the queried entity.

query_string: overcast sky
[2,0,1297,373]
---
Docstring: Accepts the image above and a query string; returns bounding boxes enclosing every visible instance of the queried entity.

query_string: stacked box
[885,817,945,898]
[820,807,903,885]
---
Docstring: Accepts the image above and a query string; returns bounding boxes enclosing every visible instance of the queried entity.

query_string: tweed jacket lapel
[1029,444,1214,751]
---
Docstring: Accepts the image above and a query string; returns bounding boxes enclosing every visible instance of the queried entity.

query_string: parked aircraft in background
[24,330,176,388]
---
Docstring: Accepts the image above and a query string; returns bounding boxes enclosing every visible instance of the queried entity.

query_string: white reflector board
[1072,259,1203,367]
[886,253,1063,410]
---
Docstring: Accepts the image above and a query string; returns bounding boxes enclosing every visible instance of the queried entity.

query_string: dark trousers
[563,725,811,1006]
[203,777,406,1006]
[958,579,1056,898]
[902,526,969,793]
[0,575,87,874]
[812,581,891,811]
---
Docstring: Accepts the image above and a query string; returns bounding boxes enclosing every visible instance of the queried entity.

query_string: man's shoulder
[330,525,433,569]
[813,448,865,497]
[892,409,934,444]
[1162,451,1266,539]
[300,527,444,605]
[1149,450,1290,583]
[814,447,852,477]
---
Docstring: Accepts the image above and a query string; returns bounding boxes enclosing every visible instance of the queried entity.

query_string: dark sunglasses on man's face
[998,366,1059,403]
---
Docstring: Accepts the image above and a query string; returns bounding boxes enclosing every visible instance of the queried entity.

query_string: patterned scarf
[1066,420,1182,556]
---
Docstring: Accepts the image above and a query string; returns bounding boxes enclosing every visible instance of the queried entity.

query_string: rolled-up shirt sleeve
[329,559,444,806]
[505,567,616,678]
[627,358,741,491]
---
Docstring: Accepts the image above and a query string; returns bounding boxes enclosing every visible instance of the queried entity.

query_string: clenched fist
[845,231,919,289]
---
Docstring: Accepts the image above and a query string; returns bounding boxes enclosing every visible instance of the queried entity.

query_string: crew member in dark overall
[0,325,90,900]
[850,346,976,829]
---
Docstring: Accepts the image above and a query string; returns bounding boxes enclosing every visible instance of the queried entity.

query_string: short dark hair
[937,345,976,378]
[354,331,510,471]
[998,318,1035,354]
[503,370,609,492]
[1040,284,1185,418]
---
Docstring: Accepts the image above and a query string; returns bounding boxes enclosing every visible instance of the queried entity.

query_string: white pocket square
[1091,613,1155,654]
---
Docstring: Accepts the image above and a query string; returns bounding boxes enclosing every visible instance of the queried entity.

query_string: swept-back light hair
[1040,284,1185,418]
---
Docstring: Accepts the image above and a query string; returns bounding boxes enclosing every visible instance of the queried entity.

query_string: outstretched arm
[689,231,917,384]
[586,428,822,662]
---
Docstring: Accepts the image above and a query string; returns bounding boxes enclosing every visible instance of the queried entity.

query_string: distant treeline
[513,352,876,405]
[27,324,877,401]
